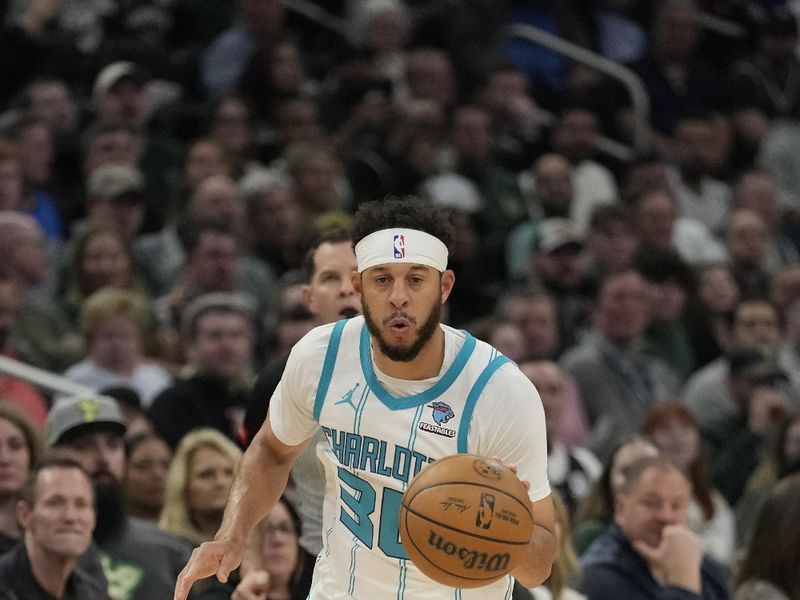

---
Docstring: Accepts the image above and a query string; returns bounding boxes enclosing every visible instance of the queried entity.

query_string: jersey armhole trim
[457,355,511,453]
[312,319,347,422]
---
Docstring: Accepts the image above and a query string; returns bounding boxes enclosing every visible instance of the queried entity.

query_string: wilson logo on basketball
[426,530,511,572]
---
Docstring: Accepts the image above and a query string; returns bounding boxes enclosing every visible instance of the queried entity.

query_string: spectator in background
[450,104,527,256]
[636,248,698,381]
[46,395,192,600]
[153,220,268,358]
[627,180,726,269]
[0,212,83,372]
[511,154,576,281]
[686,263,740,368]
[207,94,264,181]
[229,496,309,600]
[561,269,679,458]
[736,413,800,548]
[578,457,731,600]
[91,61,183,232]
[284,143,346,226]
[478,60,545,173]
[101,386,153,441]
[160,429,241,545]
[705,357,791,506]
[732,169,799,274]
[495,286,590,446]
[468,316,528,364]
[79,164,148,244]
[170,137,231,219]
[667,111,732,236]
[0,404,43,554]
[60,225,149,325]
[202,0,286,97]
[0,212,51,300]
[642,402,735,566]
[406,47,456,111]
[241,169,303,279]
[64,288,171,408]
[2,117,63,240]
[683,298,786,428]
[528,218,592,343]
[615,0,731,139]
[0,276,49,426]
[0,459,109,600]
[731,7,800,150]
[74,122,143,227]
[520,360,601,518]
[124,433,172,524]
[549,105,618,235]
[734,475,800,600]
[572,435,659,555]
[21,78,84,229]
[149,292,256,449]
[724,209,771,299]
[583,204,640,285]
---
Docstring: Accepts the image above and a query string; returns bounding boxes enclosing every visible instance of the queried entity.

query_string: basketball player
[174,198,556,599]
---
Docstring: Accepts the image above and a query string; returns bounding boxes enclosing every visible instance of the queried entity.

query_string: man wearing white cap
[175,197,556,599]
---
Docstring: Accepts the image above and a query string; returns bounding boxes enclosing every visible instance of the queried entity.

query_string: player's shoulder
[443,325,536,393]
[290,316,364,360]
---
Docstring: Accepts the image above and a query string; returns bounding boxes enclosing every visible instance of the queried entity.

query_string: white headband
[355,228,448,273]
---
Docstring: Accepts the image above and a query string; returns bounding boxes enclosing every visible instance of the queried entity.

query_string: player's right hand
[174,540,242,600]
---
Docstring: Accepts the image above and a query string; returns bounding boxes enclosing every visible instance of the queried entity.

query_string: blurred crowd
[1,0,800,599]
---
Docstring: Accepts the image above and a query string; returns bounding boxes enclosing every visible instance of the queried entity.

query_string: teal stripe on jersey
[396,403,425,600]
[313,319,347,421]
[457,355,511,453]
[455,589,462,600]
[354,383,370,436]
[360,323,476,410]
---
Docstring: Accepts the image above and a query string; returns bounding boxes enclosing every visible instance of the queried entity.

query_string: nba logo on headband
[393,234,405,258]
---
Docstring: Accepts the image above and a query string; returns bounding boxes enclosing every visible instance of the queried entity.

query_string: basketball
[399,454,534,588]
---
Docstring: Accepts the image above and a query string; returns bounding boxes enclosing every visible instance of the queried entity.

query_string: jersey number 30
[338,467,408,559]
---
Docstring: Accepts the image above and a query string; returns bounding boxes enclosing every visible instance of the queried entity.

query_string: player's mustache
[383,312,416,325]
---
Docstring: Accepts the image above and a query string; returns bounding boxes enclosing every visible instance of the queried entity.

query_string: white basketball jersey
[270,317,550,600]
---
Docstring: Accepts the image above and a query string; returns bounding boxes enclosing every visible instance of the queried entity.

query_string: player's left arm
[473,366,557,587]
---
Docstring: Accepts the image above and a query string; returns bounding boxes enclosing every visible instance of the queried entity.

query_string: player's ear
[351,272,362,294]
[440,270,455,302]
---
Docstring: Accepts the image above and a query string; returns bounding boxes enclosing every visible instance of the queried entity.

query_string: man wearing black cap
[46,395,191,600]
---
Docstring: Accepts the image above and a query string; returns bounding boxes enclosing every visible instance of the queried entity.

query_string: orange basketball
[399,454,534,588]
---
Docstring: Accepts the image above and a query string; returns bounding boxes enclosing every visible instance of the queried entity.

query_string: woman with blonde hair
[159,428,242,546]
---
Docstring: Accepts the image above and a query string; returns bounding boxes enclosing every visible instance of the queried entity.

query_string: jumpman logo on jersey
[335,383,360,411]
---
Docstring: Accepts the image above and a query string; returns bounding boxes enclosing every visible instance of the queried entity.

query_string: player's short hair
[351,196,454,255]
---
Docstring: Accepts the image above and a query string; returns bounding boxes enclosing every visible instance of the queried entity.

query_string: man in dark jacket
[579,456,731,600]
[0,458,108,600]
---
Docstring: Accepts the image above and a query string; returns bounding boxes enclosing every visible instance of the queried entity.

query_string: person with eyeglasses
[208,497,303,600]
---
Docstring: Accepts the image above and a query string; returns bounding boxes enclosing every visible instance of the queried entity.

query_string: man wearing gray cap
[47,395,192,600]
[84,164,147,241]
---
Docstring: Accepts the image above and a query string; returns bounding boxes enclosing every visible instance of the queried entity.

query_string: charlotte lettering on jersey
[321,427,434,484]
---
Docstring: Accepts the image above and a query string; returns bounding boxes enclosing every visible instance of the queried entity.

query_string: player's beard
[363,298,441,363]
